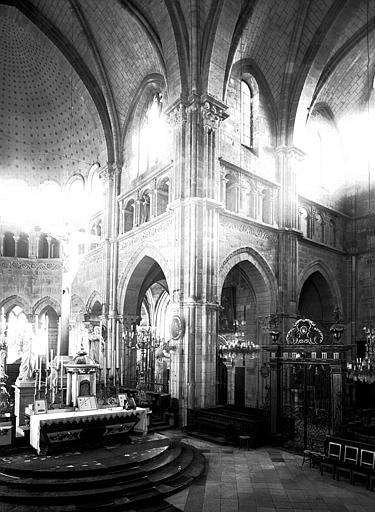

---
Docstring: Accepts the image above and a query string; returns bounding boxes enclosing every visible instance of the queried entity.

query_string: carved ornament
[119,218,172,255]
[201,100,228,133]
[286,318,323,345]
[167,102,187,127]
[0,258,62,272]
[220,218,278,243]
[99,164,116,182]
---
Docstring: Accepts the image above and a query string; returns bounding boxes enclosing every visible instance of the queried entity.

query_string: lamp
[218,330,260,365]
[0,308,10,413]
[330,323,344,341]
[347,327,375,384]
[124,325,163,388]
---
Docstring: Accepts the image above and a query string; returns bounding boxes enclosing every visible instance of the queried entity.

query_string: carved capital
[167,100,187,127]
[201,95,229,133]
[276,145,306,162]
[99,164,116,182]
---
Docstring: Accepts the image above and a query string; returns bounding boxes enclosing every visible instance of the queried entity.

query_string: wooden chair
[302,442,324,468]
[369,472,375,492]
[352,449,375,488]
[320,441,341,478]
[238,435,252,450]
[336,445,358,482]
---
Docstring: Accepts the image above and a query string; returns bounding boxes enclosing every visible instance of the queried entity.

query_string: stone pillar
[46,236,52,258]
[134,198,141,227]
[119,201,125,235]
[331,363,345,435]
[60,242,71,356]
[14,235,19,258]
[99,163,120,385]
[269,347,282,438]
[276,146,305,334]
[166,95,228,424]
[220,170,228,206]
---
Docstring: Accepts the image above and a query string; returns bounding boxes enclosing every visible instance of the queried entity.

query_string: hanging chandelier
[123,325,163,351]
[218,330,260,363]
[347,327,375,384]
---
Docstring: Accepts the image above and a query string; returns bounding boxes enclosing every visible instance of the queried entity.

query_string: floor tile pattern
[165,433,375,512]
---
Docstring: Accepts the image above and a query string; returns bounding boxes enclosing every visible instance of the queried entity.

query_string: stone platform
[0,433,206,511]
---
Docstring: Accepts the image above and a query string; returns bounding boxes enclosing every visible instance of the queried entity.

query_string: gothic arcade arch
[0,295,31,316]
[32,296,61,317]
[298,261,343,332]
[86,291,103,316]
[218,247,277,408]
[218,248,277,315]
[118,246,171,318]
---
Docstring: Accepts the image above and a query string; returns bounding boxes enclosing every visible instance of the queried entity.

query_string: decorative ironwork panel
[281,363,331,451]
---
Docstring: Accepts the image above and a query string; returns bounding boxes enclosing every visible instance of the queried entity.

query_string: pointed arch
[218,247,277,314]
[32,297,61,317]
[298,260,343,318]
[0,295,31,316]
[118,244,171,318]
[86,291,103,313]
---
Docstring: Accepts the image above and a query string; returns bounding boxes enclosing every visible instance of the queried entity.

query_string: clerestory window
[241,80,254,149]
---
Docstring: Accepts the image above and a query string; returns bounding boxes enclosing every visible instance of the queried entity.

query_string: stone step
[0,441,206,511]
[0,443,183,492]
[0,434,170,479]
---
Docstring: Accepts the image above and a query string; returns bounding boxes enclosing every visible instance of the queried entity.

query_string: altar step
[0,434,205,511]
[149,413,174,433]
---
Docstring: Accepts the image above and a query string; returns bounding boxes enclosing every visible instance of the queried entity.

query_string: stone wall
[0,257,62,314]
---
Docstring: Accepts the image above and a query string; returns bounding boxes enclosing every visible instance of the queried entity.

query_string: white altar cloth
[30,407,147,454]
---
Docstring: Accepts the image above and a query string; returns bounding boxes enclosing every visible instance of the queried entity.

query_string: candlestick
[60,356,63,390]
[57,318,61,359]
[38,356,41,392]
[34,369,38,398]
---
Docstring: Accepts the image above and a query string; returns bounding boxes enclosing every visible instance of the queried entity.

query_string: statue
[88,325,105,367]
[0,337,10,413]
[17,336,35,382]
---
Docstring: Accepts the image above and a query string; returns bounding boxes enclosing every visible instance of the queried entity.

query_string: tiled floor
[164,432,375,512]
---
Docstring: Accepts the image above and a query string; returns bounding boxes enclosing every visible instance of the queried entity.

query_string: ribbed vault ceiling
[0,0,374,183]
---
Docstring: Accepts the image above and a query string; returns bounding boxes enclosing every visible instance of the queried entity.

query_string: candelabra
[218,326,260,365]
[347,327,375,384]
[124,326,163,389]
[0,309,10,413]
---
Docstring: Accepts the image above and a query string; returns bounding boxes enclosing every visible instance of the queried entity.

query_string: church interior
[1,0,375,510]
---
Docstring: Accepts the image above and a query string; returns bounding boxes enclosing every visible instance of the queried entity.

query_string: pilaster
[99,163,118,383]
[276,146,305,326]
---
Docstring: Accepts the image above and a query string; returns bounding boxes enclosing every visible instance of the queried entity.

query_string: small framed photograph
[77,396,98,411]
[118,393,128,407]
[34,399,47,415]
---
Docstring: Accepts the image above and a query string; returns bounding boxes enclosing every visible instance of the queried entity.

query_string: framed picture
[34,399,47,415]
[118,394,127,407]
[77,395,98,411]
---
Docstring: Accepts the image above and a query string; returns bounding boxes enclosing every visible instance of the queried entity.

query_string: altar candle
[38,356,41,390]
[57,318,61,359]
[60,356,63,389]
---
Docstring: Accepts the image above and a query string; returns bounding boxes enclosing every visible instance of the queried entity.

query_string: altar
[29,407,147,454]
